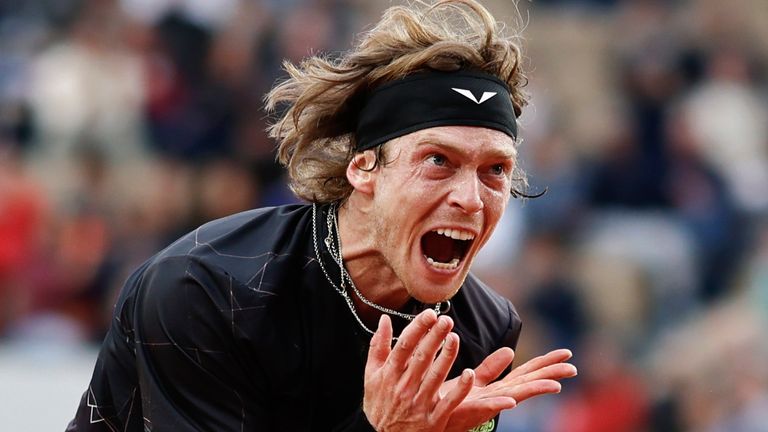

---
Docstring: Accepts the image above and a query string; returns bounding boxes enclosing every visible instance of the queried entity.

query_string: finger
[432,368,475,422]
[458,396,517,414]
[508,379,562,404]
[387,309,438,372]
[416,331,460,404]
[446,397,516,432]
[504,349,572,380]
[401,315,454,389]
[508,362,577,386]
[474,347,515,386]
[365,314,393,377]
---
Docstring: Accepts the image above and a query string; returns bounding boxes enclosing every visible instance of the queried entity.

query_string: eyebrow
[415,137,517,160]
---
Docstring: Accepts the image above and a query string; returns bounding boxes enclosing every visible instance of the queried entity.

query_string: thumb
[474,347,515,386]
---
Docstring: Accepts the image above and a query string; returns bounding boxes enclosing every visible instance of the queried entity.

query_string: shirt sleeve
[132,255,270,431]
[503,301,523,352]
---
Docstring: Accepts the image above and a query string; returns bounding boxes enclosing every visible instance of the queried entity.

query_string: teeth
[433,228,475,241]
[426,256,460,270]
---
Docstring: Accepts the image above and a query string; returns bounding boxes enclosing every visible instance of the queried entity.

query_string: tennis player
[68,1,576,430]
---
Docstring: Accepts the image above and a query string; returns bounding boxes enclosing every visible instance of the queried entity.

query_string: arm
[133,256,271,431]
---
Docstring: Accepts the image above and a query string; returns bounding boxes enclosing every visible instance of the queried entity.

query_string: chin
[408,279,463,305]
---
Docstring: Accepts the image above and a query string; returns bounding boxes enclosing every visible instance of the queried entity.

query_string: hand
[362,310,577,432]
[441,348,577,432]
[363,310,478,431]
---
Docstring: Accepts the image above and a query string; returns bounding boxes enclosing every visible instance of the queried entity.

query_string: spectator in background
[0,146,49,334]
[665,106,743,301]
[549,333,649,432]
[682,44,768,215]
[27,0,146,167]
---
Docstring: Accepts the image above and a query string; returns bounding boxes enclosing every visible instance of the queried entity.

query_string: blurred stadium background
[1,0,767,430]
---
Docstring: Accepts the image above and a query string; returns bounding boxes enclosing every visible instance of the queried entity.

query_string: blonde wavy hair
[266,0,528,203]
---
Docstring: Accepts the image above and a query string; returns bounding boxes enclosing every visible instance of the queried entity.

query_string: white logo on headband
[451,88,497,104]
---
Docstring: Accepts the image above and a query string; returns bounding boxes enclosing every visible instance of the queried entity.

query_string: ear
[346,150,378,195]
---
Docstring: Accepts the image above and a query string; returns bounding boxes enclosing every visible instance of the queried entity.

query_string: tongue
[421,232,456,263]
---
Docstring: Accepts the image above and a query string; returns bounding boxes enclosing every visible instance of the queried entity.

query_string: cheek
[481,190,510,231]
[485,188,509,215]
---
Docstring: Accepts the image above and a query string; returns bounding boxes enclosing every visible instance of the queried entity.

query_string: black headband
[355,70,518,151]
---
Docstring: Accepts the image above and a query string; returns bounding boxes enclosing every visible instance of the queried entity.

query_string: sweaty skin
[337,126,577,431]
[339,126,517,309]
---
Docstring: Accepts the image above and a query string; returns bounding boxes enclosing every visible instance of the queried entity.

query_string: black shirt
[68,204,522,431]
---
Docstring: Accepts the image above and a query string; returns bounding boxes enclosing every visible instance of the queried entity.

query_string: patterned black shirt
[68,204,521,431]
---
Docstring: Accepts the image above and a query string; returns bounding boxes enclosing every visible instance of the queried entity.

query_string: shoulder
[115,204,315,339]
[159,204,312,259]
[451,273,522,352]
[150,204,314,284]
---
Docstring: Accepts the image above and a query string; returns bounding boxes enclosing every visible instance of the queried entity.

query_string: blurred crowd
[1,0,767,431]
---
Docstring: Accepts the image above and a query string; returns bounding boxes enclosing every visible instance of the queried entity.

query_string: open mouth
[420,228,475,271]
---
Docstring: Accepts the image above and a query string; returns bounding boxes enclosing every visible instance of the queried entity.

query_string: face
[366,125,517,303]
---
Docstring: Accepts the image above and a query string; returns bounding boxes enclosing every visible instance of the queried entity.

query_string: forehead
[393,126,517,157]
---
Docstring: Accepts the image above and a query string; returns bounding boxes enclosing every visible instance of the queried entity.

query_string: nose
[448,171,484,214]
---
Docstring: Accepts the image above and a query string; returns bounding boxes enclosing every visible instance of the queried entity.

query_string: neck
[335,197,412,322]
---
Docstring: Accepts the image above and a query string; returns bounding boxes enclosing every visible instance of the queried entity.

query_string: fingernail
[438,316,451,329]
[451,332,460,346]
[461,368,474,383]
[444,334,455,349]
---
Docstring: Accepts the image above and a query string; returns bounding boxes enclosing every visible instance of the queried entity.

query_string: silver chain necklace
[311,203,449,338]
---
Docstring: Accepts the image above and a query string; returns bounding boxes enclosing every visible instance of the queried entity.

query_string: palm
[438,348,576,432]
[362,312,576,432]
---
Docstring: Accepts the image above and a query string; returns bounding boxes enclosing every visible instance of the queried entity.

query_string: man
[68,1,576,430]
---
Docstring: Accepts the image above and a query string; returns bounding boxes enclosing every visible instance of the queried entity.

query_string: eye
[491,164,506,176]
[428,154,447,166]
